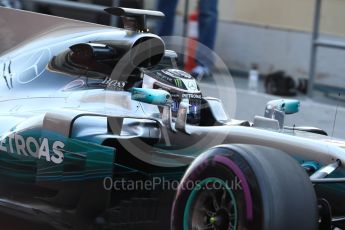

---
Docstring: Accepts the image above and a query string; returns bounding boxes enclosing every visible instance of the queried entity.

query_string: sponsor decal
[186,80,197,91]
[0,59,13,90]
[102,78,127,90]
[162,69,192,79]
[161,69,177,79]
[182,93,202,99]
[155,71,174,83]
[62,79,85,91]
[174,78,184,88]
[17,48,52,84]
[1,48,53,88]
[0,133,65,164]
[171,69,193,79]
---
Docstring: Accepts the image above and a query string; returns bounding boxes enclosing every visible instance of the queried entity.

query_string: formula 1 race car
[1,6,345,230]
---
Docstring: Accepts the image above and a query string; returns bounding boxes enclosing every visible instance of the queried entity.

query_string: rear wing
[105,7,165,32]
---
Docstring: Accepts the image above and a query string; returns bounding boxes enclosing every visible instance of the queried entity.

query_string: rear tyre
[171,144,318,230]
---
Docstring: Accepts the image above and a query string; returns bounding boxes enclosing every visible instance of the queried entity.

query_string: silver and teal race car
[0,6,345,230]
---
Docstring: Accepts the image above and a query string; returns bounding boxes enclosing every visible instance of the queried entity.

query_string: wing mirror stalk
[131,88,175,130]
[264,99,300,129]
[175,99,190,134]
[131,88,190,133]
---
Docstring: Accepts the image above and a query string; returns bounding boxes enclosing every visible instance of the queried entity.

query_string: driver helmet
[142,68,202,124]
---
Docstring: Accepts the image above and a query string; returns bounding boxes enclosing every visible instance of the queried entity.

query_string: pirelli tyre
[171,144,318,230]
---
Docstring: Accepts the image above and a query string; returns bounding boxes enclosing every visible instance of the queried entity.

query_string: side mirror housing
[284,99,300,114]
[131,88,174,130]
[265,99,300,116]
[131,88,172,106]
[264,99,300,129]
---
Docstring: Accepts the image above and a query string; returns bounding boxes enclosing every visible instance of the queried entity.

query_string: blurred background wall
[172,0,345,91]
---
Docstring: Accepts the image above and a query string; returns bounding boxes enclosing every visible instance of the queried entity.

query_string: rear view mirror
[283,99,300,114]
[265,99,300,115]
[131,88,172,106]
[131,87,174,130]
[264,99,300,129]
